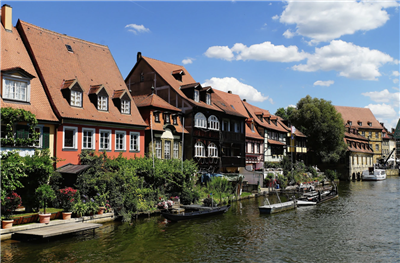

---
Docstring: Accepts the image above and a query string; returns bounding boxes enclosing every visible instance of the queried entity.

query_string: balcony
[193,129,219,139]
[221,156,245,167]
[221,131,245,142]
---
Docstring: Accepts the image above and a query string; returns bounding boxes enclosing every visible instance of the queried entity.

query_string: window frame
[32,125,43,148]
[155,140,162,159]
[194,142,205,157]
[70,90,82,107]
[115,130,126,151]
[173,141,179,159]
[194,112,207,128]
[97,96,108,111]
[121,100,131,114]
[2,75,31,102]
[154,112,160,123]
[194,90,200,102]
[99,129,112,151]
[164,140,171,160]
[63,126,78,150]
[208,143,218,157]
[129,131,140,152]
[206,93,211,105]
[82,127,95,150]
[208,115,220,131]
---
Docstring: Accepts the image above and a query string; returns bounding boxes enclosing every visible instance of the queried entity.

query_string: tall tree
[290,95,347,163]
[275,106,295,121]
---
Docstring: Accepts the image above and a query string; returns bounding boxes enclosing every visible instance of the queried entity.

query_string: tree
[290,95,347,163]
[275,106,295,121]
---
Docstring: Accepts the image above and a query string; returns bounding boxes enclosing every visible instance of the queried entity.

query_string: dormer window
[206,93,211,105]
[172,69,185,82]
[61,79,84,107]
[173,115,178,125]
[348,121,352,126]
[2,67,35,103]
[358,121,362,126]
[251,123,255,132]
[194,90,200,102]
[164,113,170,124]
[71,90,82,107]
[112,89,131,114]
[368,121,372,127]
[89,84,108,111]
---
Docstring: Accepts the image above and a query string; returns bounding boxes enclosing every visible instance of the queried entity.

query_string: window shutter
[43,127,50,149]
[16,125,30,139]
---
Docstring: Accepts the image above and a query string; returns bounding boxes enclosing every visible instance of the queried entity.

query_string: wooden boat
[259,200,296,214]
[161,205,230,221]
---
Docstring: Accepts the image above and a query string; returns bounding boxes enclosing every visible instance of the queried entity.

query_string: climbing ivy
[1,107,39,146]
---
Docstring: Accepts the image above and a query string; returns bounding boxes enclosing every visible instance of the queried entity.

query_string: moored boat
[259,200,296,214]
[362,167,386,181]
[296,200,317,206]
[161,205,230,221]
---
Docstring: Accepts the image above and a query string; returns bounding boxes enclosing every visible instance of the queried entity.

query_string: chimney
[137,52,142,62]
[1,4,12,32]
[228,91,232,94]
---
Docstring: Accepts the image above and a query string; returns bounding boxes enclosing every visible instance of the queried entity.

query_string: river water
[2,176,399,263]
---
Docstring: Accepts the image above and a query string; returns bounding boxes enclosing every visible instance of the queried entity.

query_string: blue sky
[5,1,400,129]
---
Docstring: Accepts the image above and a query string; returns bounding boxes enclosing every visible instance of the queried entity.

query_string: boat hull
[161,205,230,221]
[259,201,295,214]
[362,168,386,181]
[296,200,317,206]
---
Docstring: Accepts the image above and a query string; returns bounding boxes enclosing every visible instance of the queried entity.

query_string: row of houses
[1,5,397,182]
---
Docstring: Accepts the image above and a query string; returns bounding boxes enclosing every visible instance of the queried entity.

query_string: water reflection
[2,177,399,263]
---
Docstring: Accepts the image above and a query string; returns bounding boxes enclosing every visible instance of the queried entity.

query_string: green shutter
[16,125,30,139]
[42,127,50,149]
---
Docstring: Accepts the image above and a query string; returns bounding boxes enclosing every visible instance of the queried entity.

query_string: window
[130,132,140,151]
[115,131,126,151]
[247,143,252,153]
[251,123,255,132]
[63,126,78,149]
[164,141,171,159]
[255,144,259,154]
[369,132,372,138]
[234,122,240,133]
[348,121,352,126]
[208,143,218,157]
[222,120,230,131]
[82,128,95,149]
[65,44,73,52]
[165,114,170,124]
[71,90,82,107]
[154,112,160,122]
[121,100,130,114]
[368,123,372,127]
[375,144,379,151]
[155,140,162,158]
[194,112,207,128]
[358,122,362,126]
[173,141,179,158]
[208,115,219,130]
[98,96,107,110]
[195,142,205,157]
[361,131,365,137]
[206,93,211,105]
[3,78,30,102]
[173,116,178,125]
[194,90,199,102]
[99,129,111,150]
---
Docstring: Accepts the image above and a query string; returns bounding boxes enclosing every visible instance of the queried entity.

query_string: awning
[57,164,90,174]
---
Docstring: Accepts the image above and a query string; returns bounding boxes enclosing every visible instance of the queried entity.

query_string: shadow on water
[2,177,400,263]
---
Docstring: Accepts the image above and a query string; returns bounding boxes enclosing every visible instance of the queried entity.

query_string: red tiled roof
[88,85,105,95]
[132,94,181,112]
[112,89,127,99]
[268,139,286,146]
[243,101,287,132]
[17,20,146,127]
[245,125,264,140]
[335,106,382,130]
[213,89,250,118]
[211,92,246,118]
[1,21,58,122]
[141,56,223,112]
[276,117,307,138]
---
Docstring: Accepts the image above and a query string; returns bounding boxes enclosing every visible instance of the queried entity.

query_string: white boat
[259,201,296,214]
[362,167,386,181]
[296,200,317,206]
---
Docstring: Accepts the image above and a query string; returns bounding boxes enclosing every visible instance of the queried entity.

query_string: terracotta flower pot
[62,212,72,220]
[2,219,14,229]
[39,213,51,224]
[97,207,105,215]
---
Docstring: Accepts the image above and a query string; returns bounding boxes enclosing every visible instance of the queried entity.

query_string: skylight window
[65,44,73,53]
[231,105,235,109]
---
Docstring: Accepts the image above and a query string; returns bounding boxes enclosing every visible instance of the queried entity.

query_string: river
[2,176,399,263]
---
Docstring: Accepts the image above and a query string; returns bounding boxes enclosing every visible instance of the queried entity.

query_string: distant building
[394,119,400,160]
[380,122,396,162]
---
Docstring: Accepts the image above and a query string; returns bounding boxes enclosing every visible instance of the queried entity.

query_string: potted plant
[72,200,87,218]
[86,198,99,216]
[95,192,108,214]
[35,184,56,224]
[58,187,77,220]
[1,192,22,229]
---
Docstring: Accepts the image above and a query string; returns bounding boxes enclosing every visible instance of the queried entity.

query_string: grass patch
[240,192,252,198]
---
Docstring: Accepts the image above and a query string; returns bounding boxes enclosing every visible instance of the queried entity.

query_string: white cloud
[362,89,399,108]
[313,80,334,87]
[279,1,398,44]
[204,46,234,61]
[125,24,150,35]
[202,77,269,102]
[293,40,395,80]
[205,42,307,62]
[182,58,194,65]
[283,29,295,39]
[392,71,400,77]
[268,98,274,104]
[365,103,398,120]
[393,87,399,91]
[286,104,296,109]
[394,79,399,84]
[272,15,279,20]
